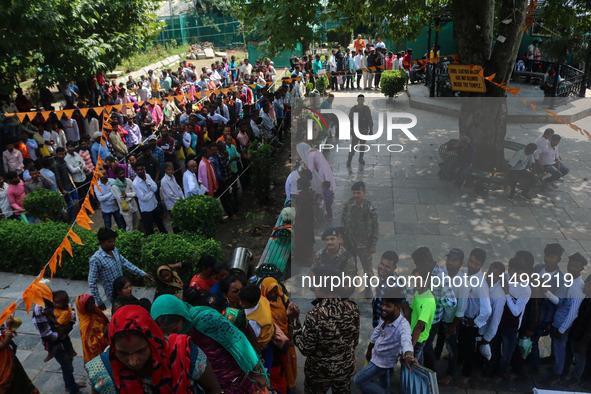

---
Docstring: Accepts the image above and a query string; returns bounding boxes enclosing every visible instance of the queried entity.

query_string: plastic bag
[120,199,130,212]
[479,343,492,361]
[518,337,532,359]
[20,213,29,223]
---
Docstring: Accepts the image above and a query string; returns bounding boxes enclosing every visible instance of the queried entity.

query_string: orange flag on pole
[67,228,84,245]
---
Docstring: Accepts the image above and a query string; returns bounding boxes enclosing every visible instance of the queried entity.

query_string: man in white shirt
[534,134,569,189]
[208,104,229,125]
[239,59,253,80]
[437,248,467,386]
[132,163,167,235]
[542,252,587,387]
[353,298,415,392]
[535,128,554,150]
[61,118,80,143]
[457,248,492,387]
[94,171,126,229]
[64,141,87,195]
[183,160,207,198]
[508,143,537,200]
[375,37,386,49]
[479,261,506,380]
[354,51,364,89]
[137,81,151,102]
[493,259,531,382]
[160,162,184,211]
[329,50,337,91]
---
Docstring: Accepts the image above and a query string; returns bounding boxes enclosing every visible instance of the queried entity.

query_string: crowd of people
[0,53,308,230]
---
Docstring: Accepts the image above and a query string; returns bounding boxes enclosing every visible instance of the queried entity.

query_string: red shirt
[402,54,412,70]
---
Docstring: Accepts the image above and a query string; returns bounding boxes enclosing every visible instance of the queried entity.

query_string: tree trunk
[452,0,528,170]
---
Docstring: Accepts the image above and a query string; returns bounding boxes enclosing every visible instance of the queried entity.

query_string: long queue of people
[0,61,299,229]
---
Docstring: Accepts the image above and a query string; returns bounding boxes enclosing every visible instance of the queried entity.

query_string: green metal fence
[154,13,244,48]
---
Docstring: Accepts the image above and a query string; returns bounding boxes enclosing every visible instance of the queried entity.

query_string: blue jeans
[51,341,79,393]
[414,341,426,365]
[551,326,569,375]
[544,162,569,182]
[63,189,76,222]
[102,210,126,229]
[353,361,392,394]
[499,328,519,375]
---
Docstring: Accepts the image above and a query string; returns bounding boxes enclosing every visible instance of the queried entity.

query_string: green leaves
[22,189,66,222]
[171,195,224,238]
[0,0,163,94]
[380,70,407,98]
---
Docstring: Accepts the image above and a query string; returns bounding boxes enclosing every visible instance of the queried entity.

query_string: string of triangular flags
[465,64,591,139]
[0,109,113,327]
[1,82,276,122]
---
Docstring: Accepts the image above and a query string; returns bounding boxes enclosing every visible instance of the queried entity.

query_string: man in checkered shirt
[88,227,154,310]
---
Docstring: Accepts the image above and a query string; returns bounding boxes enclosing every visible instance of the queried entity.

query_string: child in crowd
[44,290,77,362]
[111,275,139,315]
[322,180,333,220]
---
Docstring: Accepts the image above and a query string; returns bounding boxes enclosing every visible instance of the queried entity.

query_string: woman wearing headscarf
[151,294,269,393]
[154,263,186,299]
[260,278,298,394]
[75,294,109,364]
[86,305,220,393]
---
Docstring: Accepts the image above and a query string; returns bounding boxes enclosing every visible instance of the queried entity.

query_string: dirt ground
[214,133,292,271]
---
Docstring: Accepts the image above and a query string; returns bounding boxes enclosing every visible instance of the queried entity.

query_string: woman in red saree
[75,294,109,364]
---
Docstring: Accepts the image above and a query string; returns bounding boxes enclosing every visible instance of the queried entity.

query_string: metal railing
[426,61,454,97]
[554,63,586,98]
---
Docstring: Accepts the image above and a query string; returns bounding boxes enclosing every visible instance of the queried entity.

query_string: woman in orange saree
[260,278,298,394]
[75,294,109,364]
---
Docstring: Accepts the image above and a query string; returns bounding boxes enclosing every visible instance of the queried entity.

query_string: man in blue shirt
[90,131,110,166]
[88,227,154,310]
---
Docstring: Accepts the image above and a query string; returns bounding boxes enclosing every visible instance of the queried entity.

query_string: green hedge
[380,69,407,98]
[0,220,222,281]
[171,195,223,238]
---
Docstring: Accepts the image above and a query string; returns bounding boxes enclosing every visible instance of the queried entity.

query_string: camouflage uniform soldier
[291,265,360,394]
[342,181,379,282]
[347,94,373,166]
[313,227,357,277]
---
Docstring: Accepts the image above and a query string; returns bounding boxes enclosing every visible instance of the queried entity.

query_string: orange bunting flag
[40,111,52,121]
[529,103,537,112]
[82,196,95,215]
[16,112,29,123]
[48,252,59,278]
[3,113,15,117]
[76,208,93,230]
[93,107,104,115]
[484,73,496,82]
[0,302,16,328]
[22,278,53,313]
[62,109,74,119]
[112,104,123,112]
[520,97,527,105]
[147,99,156,105]
[369,67,376,72]
[67,228,84,245]
[61,237,73,258]
[105,106,113,114]
[213,90,219,96]
[184,93,192,100]
[506,88,521,95]
[175,95,184,102]
[79,108,90,117]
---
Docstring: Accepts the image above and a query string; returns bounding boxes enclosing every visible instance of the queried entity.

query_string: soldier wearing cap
[291,264,360,393]
[342,181,379,285]
[313,227,357,277]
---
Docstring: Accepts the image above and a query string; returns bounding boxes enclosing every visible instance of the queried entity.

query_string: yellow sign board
[448,65,486,93]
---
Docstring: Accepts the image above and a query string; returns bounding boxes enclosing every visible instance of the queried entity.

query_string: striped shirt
[78,149,95,173]
[553,275,584,334]
[431,264,458,324]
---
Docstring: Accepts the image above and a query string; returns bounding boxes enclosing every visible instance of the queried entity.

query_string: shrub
[23,189,66,222]
[249,143,275,204]
[141,232,222,284]
[306,82,313,92]
[316,75,329,94]
[171,195,223,238]
[380,70,407,98]
[0,221,222,281]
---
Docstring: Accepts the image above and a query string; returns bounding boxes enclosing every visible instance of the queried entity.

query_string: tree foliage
[226,0,449,56]
[0,0,164,94]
